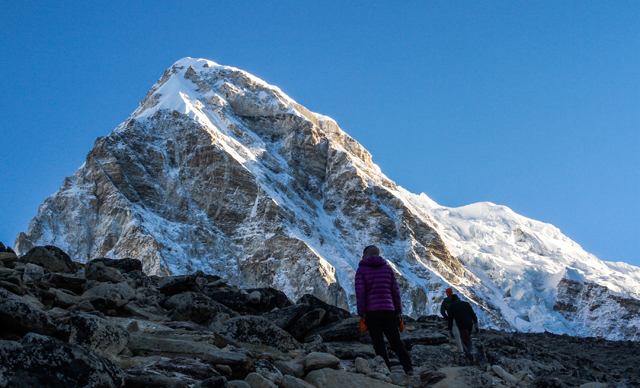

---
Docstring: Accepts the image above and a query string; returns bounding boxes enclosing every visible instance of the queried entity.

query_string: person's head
[362,245,380,259]
[446,288,453,297]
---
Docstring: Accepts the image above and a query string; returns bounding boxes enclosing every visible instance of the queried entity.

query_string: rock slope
[13,58,640,339]
[1,245,638,387]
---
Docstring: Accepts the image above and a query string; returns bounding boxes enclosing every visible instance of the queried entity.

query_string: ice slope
[400,190,640,335]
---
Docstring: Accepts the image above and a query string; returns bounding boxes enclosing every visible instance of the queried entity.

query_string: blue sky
[1,1,638,267]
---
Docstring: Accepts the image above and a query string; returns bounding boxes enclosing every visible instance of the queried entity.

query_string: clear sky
[1,1,638,267]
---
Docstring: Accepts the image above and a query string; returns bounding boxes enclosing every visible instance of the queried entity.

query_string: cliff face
[15,58,640,339]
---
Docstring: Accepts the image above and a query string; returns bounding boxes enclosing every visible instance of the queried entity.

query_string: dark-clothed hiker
[447,294,479,351]
[440,287,455,320]
[355,245,413,374]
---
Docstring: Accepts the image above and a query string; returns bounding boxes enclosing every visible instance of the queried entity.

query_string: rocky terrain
[0,242,637,387]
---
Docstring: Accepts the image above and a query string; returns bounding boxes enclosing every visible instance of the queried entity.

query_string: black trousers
[365,310,413,373]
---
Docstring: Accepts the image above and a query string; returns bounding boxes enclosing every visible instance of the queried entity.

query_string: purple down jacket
[355,256,402,316]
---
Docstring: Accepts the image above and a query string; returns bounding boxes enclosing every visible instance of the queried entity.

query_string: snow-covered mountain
[15,58,640,339]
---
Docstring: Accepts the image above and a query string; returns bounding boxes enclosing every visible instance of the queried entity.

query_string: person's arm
[355,269,366,317]
[440,301,448,320]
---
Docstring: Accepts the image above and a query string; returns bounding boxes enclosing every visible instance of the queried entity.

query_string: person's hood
[359,256,387,268]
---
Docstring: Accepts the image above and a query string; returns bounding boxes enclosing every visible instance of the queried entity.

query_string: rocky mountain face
[14,58,640,340]
[0,246,637,387]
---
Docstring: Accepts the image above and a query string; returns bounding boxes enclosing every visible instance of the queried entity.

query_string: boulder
[399,330,449,349]
[91,257,143,274]
[354,357,372,374]
[0,333,125,387]
[194,376,231,388]
[296,294,351,325]
[289,308,325,340]
[127,357,220,383]
[273,360,305,378]
[244,372,277,388]
[54,288,84,308]
[324,341,376,359]
[124,373,189,388]
[252,358,283,385]
[279,375,316,388]
[85,260,126,283]
[68,312,130,356]
[303,352,341,372]
[430,366,495,388]
[260,303,309,330]
[228,381,251,388]
[81,282,136,310]
[420,370,447,385]
[304,368,399,387]
[124,298,168,321]
[215,316,301,353]
[244,287,293,312]
[165,291,239,323]
[0,287,58,336]
[389,372,420,387]
[23,263,46,283]
[368,356,390,375]
[0,252,18,268]
[125,270,153,288]
[411,344,471,371]
[127,331,220,358]
[158,271,221,296]
[19,245,79,273]
[303,317,361,342]
[45,272,87,294]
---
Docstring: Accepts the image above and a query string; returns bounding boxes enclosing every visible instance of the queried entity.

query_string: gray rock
[247,290,261,304]
[273,360,305,378]
[46,272,87,294]
[0,287,58,336]
[280,375,316,388]
[354,357,372,374]
[166,291,239,323]
[127,331,220,358]
[253,358,283,385]
[430,367,494,388]
[69,312,130,356]
[194,376,230,388]
[124,373,189,388]
[260,303,309,330]
[324,341,376,359]
[91,257,143,274]
[244,372,277,388]
[289,308,325,340]
[0,333,125,387]
[216,316,301,353]
[303,352,341,372]
[127,357,220,383]
[228,381,251,388]
[0,252,18,268]
[54,288,83,308]
[304,368,400,387]
[19,245,79,273]
[85,260,126,283]
[492,364,519,384]
[303,317,362,343]
[124,298,168,321]
[369,356,390,375]
[420,370,446,385]
[389,372,420,387]
[367,372,392,383]
[82,281,136,309]
[23,263,45,283]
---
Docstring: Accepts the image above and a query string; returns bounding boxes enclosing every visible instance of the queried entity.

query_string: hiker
[446,293,479,352]
[355,245,413,374]
[440,287,464,352]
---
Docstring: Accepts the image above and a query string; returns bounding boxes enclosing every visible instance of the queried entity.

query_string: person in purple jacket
[355,245,413,374]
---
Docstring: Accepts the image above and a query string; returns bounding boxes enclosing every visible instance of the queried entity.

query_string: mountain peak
[15,58,640,340]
